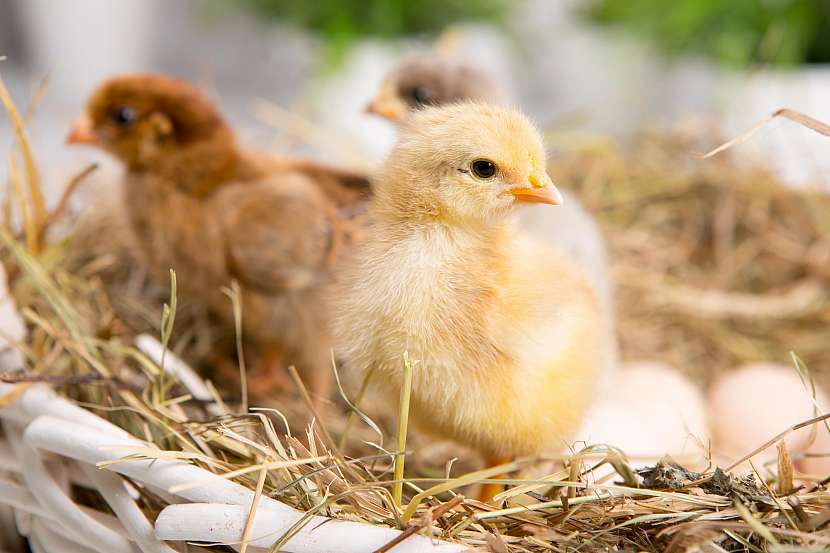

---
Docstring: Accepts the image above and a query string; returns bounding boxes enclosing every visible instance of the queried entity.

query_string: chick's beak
[508,172,564,205]
[365,96,406,121]
[66,114,98,145]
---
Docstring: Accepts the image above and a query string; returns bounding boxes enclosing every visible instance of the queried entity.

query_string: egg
[574,362,709,471]
[707,363,828,474]
[799,421,830,476]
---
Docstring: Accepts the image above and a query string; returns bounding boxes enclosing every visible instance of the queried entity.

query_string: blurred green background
[586,0,830,67]
[227,0,830,67]
[223,0,509,61]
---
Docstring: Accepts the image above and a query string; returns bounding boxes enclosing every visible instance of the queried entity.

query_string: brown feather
[74,73,370,398]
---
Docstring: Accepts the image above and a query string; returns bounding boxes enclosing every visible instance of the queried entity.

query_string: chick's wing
[266,158,372,208]
[213,173,334,294]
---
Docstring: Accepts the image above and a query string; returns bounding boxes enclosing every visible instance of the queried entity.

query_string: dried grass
[1,75,829,551]
[550,124,830,389]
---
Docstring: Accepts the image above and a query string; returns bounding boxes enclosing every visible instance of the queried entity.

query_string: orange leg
[303,362,333,412]
[288,345,334,413]
[478,455,511,504]
[246,346,292,397]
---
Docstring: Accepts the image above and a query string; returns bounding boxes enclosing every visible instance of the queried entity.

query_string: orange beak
[365,97,406,121]
[66,114,99,145]
[508,172,563,205]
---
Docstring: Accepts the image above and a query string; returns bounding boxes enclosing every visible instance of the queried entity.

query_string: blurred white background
[2,0,830,201]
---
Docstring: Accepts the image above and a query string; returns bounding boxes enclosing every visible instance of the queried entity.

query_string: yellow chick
[334,104,608,501]
[367,54,618,377]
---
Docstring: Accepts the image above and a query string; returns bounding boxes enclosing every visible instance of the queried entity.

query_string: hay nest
[550,127,830,389]
[3,226,830,550]
[3,230,830,551]
[1,78,829,551]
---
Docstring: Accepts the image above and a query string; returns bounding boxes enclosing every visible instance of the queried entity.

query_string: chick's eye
[471,159,497,179]
[412,86,430,105]
[113,106,137,127]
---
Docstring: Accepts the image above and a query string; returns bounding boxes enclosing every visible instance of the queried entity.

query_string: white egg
[708,363,828,473]
[574,362,709,471]
[799,421,830,476]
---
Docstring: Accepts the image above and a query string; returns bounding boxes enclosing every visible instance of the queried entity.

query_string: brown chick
[334,103,609,502]
[367,55,505,119]
[67,73,371,402]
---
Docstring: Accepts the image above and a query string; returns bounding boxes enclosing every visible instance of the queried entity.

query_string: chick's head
[377,103,562,224]
[368,56,502,122]
[68,73,232,170]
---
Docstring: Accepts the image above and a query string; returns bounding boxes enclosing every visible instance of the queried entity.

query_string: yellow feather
[334,103,610,464]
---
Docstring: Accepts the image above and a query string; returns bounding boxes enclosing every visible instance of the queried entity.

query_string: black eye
[471,159,497,179]
[113,106,137,127]
[412,86,431,105]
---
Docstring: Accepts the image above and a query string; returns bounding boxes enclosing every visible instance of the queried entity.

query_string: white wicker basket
[0,265,465,553]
